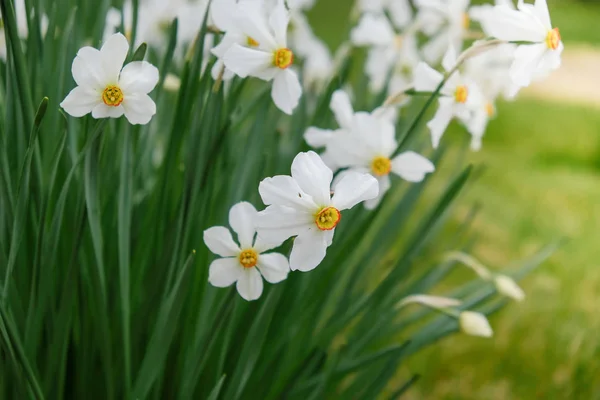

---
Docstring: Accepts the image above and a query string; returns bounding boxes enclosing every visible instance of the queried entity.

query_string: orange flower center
[315,206,341,231]
[546,28,561,50]
[454,85,468,104]
[371,156,392,176]
[238,249,258,268]
[273,48,294,69]
[485,102,495,117]
[102,85,124,107]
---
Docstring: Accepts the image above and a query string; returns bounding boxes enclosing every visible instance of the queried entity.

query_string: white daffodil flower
[356,0,413,29]
[210,0,262,81]
[204,202,290,301]
[494,275,525,302]
[459,311,494,337]
[60,33,159,125]
[478,0,563,89]
[304,90,398,168]
[256,151,379,272]
[413,46,483,148]
[415,0,471,64]
[327,112,435,209]
[351,14,421,94]
[222,0,302,114]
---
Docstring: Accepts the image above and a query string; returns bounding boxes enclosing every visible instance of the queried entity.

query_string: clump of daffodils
[18,0,561,397]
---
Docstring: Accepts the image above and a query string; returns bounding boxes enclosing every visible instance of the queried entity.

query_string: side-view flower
[60,32,159,125]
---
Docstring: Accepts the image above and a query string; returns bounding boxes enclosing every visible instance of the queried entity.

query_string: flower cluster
[56,0,561,335]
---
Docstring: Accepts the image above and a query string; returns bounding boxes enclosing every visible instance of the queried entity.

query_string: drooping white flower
[222,0,302,114]
[478,0,563,88]
[459,311,494,337]
[256,151,379,272]
[204,202,290,301]
[60,33,159,125]
[461,42,519,150]
[415,0,471,63]
[413,46,483,148]
[494,275,525,302]
[326,112,435,209]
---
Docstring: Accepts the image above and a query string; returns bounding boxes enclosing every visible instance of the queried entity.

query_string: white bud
[459,311,493,338]
[494,275,525,302]
[163,73,181,92]
[397,294,461,309]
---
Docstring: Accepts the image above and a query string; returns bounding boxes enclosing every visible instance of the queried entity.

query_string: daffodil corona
[60,33,159,125]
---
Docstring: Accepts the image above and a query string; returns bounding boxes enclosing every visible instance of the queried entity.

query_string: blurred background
[308,0,600,398]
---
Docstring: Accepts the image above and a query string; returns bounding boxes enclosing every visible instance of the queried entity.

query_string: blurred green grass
[310,0,600,397]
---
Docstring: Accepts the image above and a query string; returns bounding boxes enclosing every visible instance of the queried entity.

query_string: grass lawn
[408,99,600,398]
[308,0,600,397]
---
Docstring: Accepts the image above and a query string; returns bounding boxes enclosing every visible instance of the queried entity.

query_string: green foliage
[0,0,555,398]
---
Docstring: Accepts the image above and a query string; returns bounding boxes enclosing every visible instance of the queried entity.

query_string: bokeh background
[308,0,600,398]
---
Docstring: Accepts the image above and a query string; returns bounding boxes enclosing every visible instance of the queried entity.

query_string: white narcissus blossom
[303,90,397,169]
[494,275,525,302]
[459,311,494,337]
[356,0,413,29]
[415,0,471,64]
[478,0,563,89]
[210,0,261,81]
[327,112,435,209]
[256,151,379,272]
[204,202,289,301]
[222,0,302,114]
[413,46,483,148]
[351,14,421,95]
[60,33,159,125]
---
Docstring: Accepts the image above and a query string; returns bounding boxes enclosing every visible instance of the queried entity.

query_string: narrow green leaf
[3,97,48,299]
[117,131,133,392]
[207,375,227,400]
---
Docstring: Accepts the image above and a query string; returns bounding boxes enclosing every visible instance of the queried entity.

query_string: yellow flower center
[394,35,403,50]
[371,156,392,176]
[462,13,470,30]
[315,206,341,231]
[485,102,495,117]
[102,85,124,107]
[546,28,561,50]
[238,249,258,268]
[273,48,294,69]
[454,85,468,104]
[247,36,259,47]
